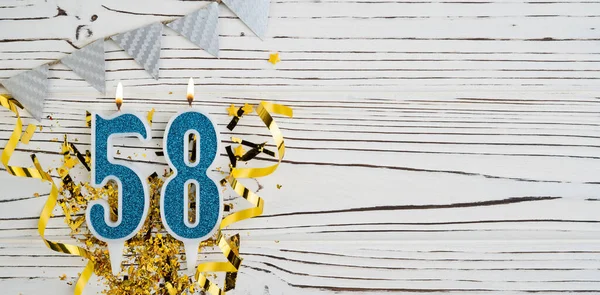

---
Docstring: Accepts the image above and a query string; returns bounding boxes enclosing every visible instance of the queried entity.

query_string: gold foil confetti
[226,104,238,117]
[241,103,254,114]
[233,145,246,158]
[147,108,155,126]
[85,111,91,127]
[268,52,281,65]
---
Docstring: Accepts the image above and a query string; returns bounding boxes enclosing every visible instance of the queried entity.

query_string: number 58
[87,110,222,273]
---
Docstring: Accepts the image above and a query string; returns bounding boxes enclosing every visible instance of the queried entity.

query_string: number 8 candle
[160,78,222,271]
[87,82,152,275]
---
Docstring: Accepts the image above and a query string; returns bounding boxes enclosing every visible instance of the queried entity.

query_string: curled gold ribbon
[0,94,94,295]
[194,101,293,295]
[231,102,292,179]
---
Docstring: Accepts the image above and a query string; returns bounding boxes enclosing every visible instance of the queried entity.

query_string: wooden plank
[0,0,599,294]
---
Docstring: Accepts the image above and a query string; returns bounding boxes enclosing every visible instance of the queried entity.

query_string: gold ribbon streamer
[194,101,293,295]
[0,94,94,295]
[231,102,292,179]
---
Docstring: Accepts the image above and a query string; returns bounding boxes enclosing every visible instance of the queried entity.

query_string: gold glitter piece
[268,52,281,65]
[233,145,245,158]
[85,111,91,127]
[241,103,254,114]
[147,108,155,126]
[226,104,238,117]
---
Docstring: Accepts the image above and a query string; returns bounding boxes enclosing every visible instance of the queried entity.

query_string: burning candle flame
[115,82,123,111]
[187,77,194,107]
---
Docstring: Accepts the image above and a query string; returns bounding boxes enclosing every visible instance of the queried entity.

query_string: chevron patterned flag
[167,2,219,57]
[60,39,106,93]
[2,65,49,121]
[222,0,270,39]
[111,22,163,79]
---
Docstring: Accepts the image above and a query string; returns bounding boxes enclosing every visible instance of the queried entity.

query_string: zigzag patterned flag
[167,2,219,57]
[222,0,270,39]
[111,23,163,79]
[60,39,106,93]
[2,65,49,121]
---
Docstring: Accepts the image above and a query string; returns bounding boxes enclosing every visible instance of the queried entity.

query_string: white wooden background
[1,0,600,294]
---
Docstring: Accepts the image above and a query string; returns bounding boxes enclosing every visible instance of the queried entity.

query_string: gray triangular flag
[111,23,163,79]
[167,2,219,57]
[61,39,106,93]
[2,65,49,121]
[222,0,270,39]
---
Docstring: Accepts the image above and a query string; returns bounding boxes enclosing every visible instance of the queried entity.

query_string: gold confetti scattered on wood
[268,52,281,65]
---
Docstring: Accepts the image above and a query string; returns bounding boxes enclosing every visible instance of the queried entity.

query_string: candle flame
[187,77,194,107]
[116,82,123,111]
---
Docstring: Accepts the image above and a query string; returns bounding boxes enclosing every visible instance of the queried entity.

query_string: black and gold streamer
[0,94,94,295]
[194,101,292,295]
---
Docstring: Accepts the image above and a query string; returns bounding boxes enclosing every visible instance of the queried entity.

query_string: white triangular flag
[61,39,106,93]
[222,0,270,39]
[111,23,163,79]
[2,65,49,121]
[167,2,219,57]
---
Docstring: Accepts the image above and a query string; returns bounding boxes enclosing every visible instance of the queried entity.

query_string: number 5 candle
[86,82,152,275]
[160,78,222,272]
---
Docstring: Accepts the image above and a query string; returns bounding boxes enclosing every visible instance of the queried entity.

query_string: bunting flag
[222,0,270,39]
[60,39,106,93]
[167,2,220,57]
[111,23,163,79]
[1,65,49,121]
[1,2,271,119]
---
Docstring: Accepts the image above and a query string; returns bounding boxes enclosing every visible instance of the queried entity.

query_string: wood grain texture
[0,0,599,294]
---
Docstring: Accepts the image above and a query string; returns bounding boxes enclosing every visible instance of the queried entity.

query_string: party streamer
[0,94,95,295]
[194,101,293,294]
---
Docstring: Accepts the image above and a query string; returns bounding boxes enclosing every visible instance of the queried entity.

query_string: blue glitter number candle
[161,79,222,271]
[86,83,152,275]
